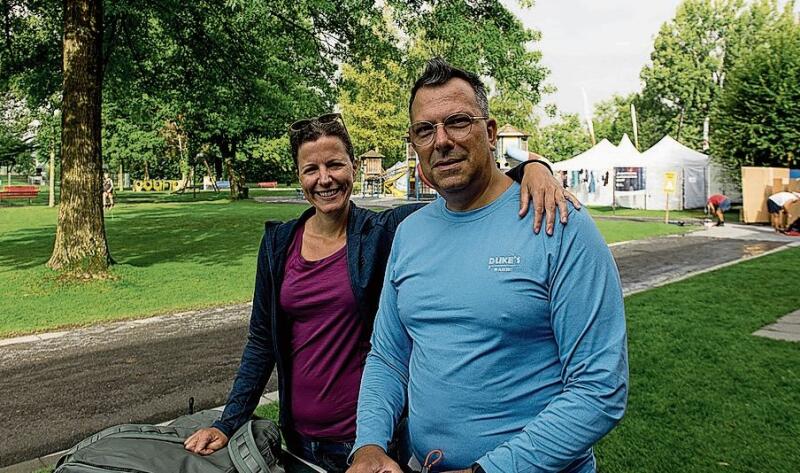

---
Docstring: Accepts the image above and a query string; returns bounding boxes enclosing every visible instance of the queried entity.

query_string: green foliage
[338,1,548,168]
[532,113,592,162]
[592,94,637,146]
[711,7,800,174]
[239,135,297,184]
[0,92,40,174]
[396,0,547,124]
[4,0,547,201]
[490,90,539,135]
[0,0,62,105]
[339,61,408,168]
[638,0,744,149]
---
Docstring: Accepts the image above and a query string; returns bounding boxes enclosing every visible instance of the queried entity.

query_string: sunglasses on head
[289,113,346,133]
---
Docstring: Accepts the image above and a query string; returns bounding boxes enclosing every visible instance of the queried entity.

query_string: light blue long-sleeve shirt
[354,183,628,472]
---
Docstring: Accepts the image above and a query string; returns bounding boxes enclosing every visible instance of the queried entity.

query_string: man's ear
[486,118,498,150]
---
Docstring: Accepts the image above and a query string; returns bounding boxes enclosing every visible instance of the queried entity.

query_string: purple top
[279,224,367,441]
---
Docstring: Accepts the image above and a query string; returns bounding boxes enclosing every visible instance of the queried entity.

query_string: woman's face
[296,135,355,215]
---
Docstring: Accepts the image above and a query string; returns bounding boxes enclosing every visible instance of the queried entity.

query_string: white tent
[552,134,721,210]
[609,134,648,208]
[641,135,710,210]
[553,135,649,207]
[551,139,618,206]
[554,138,617,171]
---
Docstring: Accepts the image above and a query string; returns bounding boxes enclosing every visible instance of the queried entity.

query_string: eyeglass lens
[410,113,476,146]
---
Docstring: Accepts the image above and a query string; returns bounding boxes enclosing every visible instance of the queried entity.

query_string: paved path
[1,223,798,469]
[753,309,800,342]
[0,305,271,468]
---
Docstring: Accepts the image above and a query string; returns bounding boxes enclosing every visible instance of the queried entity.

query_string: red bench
[257,181,278,188]
[0,185,40,202]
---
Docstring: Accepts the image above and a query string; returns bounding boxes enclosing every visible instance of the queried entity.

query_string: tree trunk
[117,161,123,190]
[213,155,223,181]
[47,0,112,274]
[217,137,246,199]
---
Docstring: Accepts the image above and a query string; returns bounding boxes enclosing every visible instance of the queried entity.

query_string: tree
[711,5,800,176]
[338,0,548,167]
[339,60,408,168]
[532,113,592,162]
[239,135,296,185]
[398,0,547,123]
[47,0,111,274]
[638,0,743,149]
[592,94,637,146]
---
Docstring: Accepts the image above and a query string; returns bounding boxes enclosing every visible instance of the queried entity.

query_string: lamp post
[49,108,61,208]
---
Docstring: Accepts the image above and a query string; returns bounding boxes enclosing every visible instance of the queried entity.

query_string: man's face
[409,78,497,196]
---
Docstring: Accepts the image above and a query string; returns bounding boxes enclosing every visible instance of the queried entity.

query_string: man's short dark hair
[408,57,489,117]
[289,119,355,167]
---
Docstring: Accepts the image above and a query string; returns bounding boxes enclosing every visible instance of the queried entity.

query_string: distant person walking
[706,194,730,226]
[767,191,800,231]
[102,173,115,209]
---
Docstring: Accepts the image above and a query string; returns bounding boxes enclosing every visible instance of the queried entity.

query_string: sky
[503,0,684,118]
[503,0,798,120]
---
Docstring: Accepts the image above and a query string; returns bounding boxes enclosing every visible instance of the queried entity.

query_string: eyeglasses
[289,113,346,133]
[408,112,488,147]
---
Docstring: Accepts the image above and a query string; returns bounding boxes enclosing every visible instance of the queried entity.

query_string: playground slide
[383,169,408,198]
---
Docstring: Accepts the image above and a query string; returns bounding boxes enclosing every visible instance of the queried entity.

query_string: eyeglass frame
[408,113,489,147]
[289,112,348,134]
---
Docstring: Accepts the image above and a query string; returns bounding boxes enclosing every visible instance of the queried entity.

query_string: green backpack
[54,409,288,473]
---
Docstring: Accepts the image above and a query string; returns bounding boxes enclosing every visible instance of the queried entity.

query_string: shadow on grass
[0,201,307,271]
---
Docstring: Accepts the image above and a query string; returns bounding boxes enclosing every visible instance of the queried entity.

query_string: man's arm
[476,208,628,472]
[348,239,412,473]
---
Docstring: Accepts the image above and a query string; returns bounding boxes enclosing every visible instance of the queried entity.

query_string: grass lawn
[1,199,693,337]
[596,247,800,472]
[587,205,742,223]
[0,199,306,336]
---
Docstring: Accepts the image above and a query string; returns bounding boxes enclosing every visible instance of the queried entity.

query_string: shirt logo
[488,255,522,272]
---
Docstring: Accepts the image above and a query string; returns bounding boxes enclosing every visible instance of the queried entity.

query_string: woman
[184,113,577,472]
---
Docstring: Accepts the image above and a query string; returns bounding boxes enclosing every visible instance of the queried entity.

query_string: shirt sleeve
[212,232,277,437]
[351,233,413,456]
[478,207,629,472]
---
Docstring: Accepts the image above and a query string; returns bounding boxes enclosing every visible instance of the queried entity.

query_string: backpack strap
[56,424,186,467]
[228,420,279,473]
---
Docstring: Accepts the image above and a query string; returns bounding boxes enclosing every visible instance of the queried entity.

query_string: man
[706,194,731,226]
[767,190,800,231]
[102,172,114,209]
[348,58,628,473]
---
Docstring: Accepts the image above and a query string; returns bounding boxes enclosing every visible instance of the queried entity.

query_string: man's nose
[433,124,452,151]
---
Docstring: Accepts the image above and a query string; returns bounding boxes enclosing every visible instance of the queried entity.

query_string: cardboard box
[741,167,790,223]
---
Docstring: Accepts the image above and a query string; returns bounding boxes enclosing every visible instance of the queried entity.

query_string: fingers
[544,188,557,235]
[565,189,582,210]
[184,428,227,456]
[556,189,569,226]
[518,182,530,218]
[347,446,403,473]
[184,431,208,453]
[533,187,545,235]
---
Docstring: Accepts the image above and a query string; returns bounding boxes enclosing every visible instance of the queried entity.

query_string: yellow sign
[663,171,677,194]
